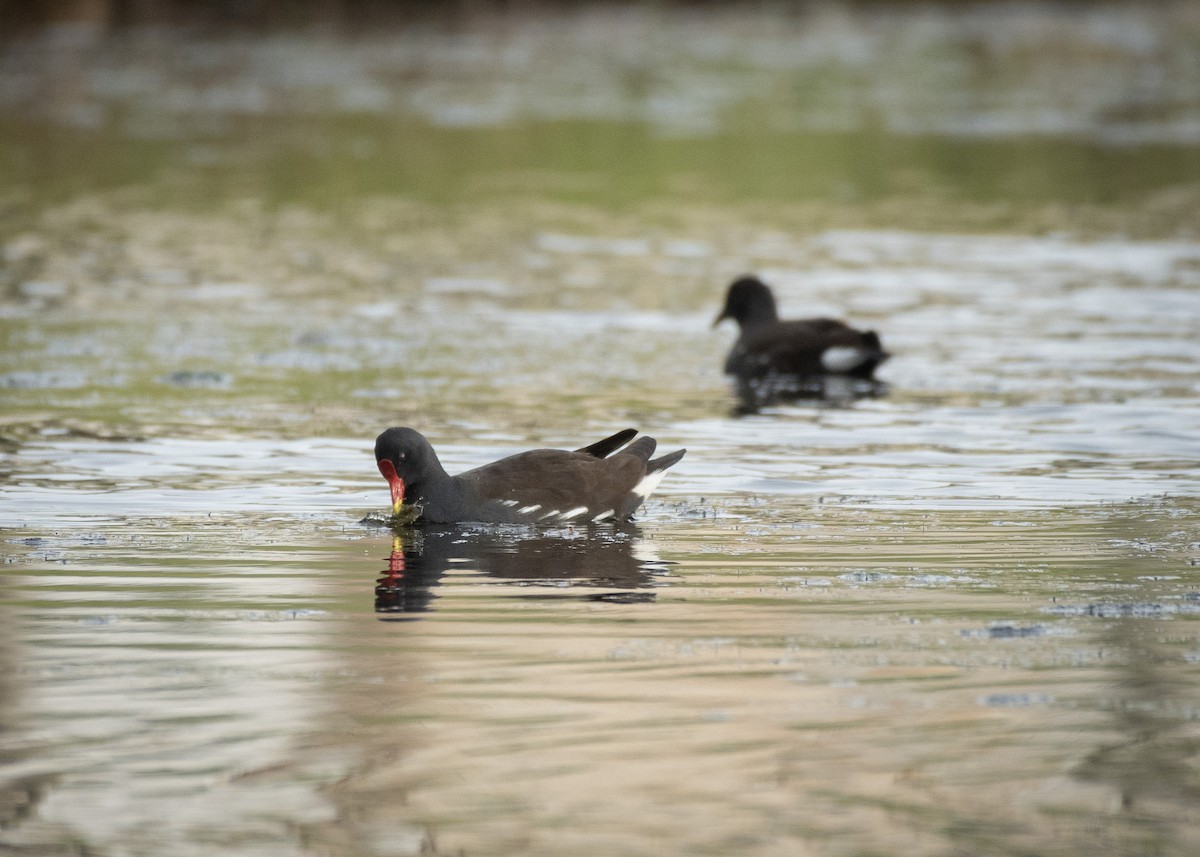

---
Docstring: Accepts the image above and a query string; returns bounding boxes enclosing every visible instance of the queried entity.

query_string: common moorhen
[714,276,889,382]
[374,427,686,525]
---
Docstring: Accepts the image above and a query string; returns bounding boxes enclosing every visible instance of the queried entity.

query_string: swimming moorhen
[714,276,889,382]
[374,427,686,525]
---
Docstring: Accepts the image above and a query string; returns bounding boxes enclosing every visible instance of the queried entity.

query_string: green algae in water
[360,505,425,529]
[388,504,425,528]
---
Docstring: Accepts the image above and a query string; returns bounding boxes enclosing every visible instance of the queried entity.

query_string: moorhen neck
[714,275,889,381]
[374,427,686,525]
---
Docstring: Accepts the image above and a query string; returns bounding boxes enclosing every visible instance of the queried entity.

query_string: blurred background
[3,0,1198,440]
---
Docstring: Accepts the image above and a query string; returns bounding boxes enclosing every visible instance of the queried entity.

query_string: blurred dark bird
[714,275,890,383]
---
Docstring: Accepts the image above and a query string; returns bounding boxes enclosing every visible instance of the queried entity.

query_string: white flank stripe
[560,506,588,520]
[539,509,561,520]
[820,346,868,373]
[631,469,667,500]
[499,499,519,507]
[592,510,615,523]
[518,504,541,515]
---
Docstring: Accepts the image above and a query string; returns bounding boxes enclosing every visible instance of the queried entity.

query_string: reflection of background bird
[375,526,669,614]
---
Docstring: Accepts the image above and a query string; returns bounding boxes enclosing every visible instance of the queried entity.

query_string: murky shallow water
[3,4,1200,856]
[4,497,1200,856]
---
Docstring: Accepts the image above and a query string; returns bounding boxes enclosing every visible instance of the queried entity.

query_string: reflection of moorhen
[375,535,443,614]
[374,427,685,525]
[374,526,669,615]
[714,276,889,409]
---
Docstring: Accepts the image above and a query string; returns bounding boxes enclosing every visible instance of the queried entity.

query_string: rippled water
[5,496,1200,856]
[3,4,1200,857]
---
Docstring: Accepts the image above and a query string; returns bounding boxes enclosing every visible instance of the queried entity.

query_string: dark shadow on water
[373,525,671,618]
[1072,618,1200,848]
[731,375,889,416]
[0,592,70,849]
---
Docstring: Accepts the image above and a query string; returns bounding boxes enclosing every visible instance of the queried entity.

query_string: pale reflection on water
[0,525,337,854]
[317,508,1198,857]
[3,501,1198,856]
